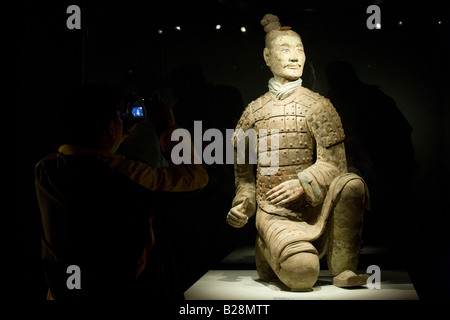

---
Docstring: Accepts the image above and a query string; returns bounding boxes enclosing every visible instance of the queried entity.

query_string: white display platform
[184,246,419,300]
[184,269,419,300]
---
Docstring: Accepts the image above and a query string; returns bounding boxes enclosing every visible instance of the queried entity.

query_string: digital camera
[126,98,147,119]
[121,98,147,133]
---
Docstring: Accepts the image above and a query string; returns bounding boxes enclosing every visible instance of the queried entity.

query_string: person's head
[261,14,306,85]
[60,84,123,153]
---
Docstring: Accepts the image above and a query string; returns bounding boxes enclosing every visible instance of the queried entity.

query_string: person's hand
[266,179,303,206]
[226,198,250,228]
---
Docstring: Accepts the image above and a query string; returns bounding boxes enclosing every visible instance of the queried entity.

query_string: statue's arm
[298,99,348,207]
[230,103,257,219]
[232,154,257,218]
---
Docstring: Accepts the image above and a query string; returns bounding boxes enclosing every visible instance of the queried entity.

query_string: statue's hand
[266,179,304,206]
[226,198,249,228]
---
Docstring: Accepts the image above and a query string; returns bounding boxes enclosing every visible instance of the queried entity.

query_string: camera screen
[131,106,144,118]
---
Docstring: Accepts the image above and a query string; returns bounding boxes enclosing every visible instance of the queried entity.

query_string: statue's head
[261,14,305,85]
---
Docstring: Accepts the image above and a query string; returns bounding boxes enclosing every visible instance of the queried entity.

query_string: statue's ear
[263,47,271,67]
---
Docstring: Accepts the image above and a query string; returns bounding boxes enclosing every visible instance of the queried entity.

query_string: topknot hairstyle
[261,14,282,33]
[261,13,297,48]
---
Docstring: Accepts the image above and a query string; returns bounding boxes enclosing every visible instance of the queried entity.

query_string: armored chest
[251,93,316,201]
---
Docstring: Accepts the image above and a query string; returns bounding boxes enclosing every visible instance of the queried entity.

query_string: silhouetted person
[325,61,417,247]
[35,84,208,300]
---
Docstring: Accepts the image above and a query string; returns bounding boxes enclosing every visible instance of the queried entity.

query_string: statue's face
[264,32,305,84]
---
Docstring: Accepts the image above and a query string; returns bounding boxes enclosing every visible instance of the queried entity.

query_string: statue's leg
[255,234,276,281]
[256,234,320,290]
[326,177,367,286]
[255,208,320,290]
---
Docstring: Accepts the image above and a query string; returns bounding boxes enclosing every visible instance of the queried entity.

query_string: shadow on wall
[325,60,418,248]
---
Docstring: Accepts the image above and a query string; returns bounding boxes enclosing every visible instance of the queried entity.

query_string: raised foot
[332,270,369,288]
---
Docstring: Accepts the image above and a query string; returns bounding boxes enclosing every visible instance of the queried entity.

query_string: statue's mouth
[286,64,301,69]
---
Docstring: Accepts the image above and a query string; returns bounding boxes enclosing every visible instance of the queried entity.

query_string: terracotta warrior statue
[226,14,370,290]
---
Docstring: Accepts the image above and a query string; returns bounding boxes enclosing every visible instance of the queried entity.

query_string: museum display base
[184,245,419,300]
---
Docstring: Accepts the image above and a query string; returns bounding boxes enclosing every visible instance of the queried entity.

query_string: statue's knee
[279,252,319,290]
[341,178,365,200]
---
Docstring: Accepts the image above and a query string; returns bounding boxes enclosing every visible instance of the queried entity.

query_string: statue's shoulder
[236,92,272,130]
[299,88,345,147]
[236,92,271,129]
[298,88,340,118]
[247,91,272,113]
[297,88,330,108]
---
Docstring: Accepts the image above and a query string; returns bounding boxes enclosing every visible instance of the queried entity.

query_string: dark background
[18,0,448,301]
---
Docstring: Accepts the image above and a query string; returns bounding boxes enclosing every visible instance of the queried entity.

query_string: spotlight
[240,26,246,33]
[175,26,181,31]
[158,29,163,34]
[216,24,221,30]
[375,23,381,29]
[398,21,403,26]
